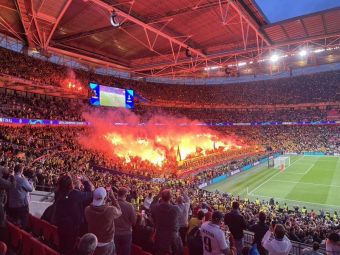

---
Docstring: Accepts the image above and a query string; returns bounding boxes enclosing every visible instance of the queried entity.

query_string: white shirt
[262,230,292,255]
[143,196,153,210]
[200,222,229,255]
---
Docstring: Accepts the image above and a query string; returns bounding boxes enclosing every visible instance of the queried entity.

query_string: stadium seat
[41,220,59,248]
[31,237,47,255]
[29,215,43,237]
[7,222,22,250]
[0,241,7,255]
[140,251,152,255]
[43,244,60,255]
[21,230,34,255]
[131,244,143,255]
[183,246,189,255]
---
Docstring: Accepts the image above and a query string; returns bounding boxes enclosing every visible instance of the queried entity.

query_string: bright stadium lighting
[237,62,247,67]
[204,65,220,71]
[299,49,307,57]
[314,48,325,53]
[270,54,279,62]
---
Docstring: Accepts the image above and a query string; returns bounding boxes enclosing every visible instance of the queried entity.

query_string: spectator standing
[224,201,247,255]
[177,191,191,245]
[187,210,205,236]
[200,210,230,255]
[325,232,340,255]
[55,174,93,255]
[151,189,183,255]
[262,224,292,255]
[85,187,122,255]
[114,187,137,255]
[0,163,15,239]
[143,192,153,212]
[7,164,33,228]
[249,212,269,255]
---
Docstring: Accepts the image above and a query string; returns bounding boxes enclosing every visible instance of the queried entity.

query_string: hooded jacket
[85,204,122,243]
[262,230,292,255]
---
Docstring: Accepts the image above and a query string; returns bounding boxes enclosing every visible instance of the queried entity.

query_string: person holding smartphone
[262,224,292,255]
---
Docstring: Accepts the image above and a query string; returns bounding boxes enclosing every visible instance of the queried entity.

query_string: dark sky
[255,0,340,23]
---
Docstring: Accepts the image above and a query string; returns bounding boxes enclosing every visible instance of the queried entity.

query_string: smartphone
[141,210,145,216]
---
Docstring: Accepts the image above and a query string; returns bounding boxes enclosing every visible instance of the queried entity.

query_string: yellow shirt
[187,217,203,234]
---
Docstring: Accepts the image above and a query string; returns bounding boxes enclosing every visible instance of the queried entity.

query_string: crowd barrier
[198,153,281,189]
[243,231,326,255]
[0,117,339,126]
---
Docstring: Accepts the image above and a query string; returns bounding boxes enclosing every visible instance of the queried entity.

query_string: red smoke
[78,109,245,175]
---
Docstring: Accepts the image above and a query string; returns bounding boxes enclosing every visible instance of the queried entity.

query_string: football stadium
[0,0,339,254]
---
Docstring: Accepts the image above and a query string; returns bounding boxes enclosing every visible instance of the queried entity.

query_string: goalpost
[274,156,290,170]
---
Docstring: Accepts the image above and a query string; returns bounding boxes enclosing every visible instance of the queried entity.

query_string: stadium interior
[0,0,339,255]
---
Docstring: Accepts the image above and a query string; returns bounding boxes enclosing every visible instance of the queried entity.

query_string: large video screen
[89,82,134,109]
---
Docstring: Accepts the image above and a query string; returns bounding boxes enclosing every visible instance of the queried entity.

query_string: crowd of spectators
[0,90,338,123]
[1,46,339,107]
[0,124,339,254]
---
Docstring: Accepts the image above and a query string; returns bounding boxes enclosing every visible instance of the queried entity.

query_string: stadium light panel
[299,50,307,57]
[238,62,247,67]
[270,54,279,62]
[204,66,220,71]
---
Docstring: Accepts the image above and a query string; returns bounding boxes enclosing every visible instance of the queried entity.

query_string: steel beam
[44,0,72,47]
[88,0,206,58]
[132,31,340,72]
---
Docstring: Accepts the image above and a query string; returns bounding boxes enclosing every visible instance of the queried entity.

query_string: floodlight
[299,49,307,57]
[270,54,279,62]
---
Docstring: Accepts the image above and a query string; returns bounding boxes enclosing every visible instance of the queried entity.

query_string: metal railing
[243,231,326,255]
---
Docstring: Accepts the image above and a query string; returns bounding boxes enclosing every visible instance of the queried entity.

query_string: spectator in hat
[224,201,247,255]
[114,187,136,255]
[200,210,231,255]
[85,187,122,255]
[262,224,292,255]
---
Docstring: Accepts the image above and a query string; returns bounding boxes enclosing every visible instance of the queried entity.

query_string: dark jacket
[0,177,14,227]
[249,222,269,254]
[224,209,246,240]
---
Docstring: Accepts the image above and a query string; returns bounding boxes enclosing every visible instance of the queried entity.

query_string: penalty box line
[248,156,306,196]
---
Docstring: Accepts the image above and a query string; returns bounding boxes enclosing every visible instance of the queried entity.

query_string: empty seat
[21,230,33,255]
[42,243,60,255]
[41,220,59,247]
[29,215,43,237]
[7,222,22,250]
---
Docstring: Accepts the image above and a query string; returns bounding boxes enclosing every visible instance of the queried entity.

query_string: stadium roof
[0,0,340,78]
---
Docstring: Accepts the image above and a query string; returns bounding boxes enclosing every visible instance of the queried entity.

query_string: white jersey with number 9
[200,222,229,255]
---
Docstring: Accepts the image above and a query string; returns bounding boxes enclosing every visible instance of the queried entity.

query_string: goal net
[274,156,290,170]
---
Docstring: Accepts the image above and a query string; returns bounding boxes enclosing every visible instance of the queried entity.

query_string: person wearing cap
[85,187,122,255]
[114,187,136,255]
[200,210,230,255]
[261,224,292,255]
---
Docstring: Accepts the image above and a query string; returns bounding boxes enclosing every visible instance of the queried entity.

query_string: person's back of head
[232,201,239,210]
[274,224,286,240]
[78,233,98,255]
[56,174,73,196]
[328,232,339,243]
[312,242,320,251]
[161,189,172,203]
[259,211,266,223]
[197,210,205,220]
[117,187,128,200]
[177,195,183,204]
[14,164,23,174]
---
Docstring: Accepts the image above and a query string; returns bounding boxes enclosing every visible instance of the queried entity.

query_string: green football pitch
[204,155,340,212]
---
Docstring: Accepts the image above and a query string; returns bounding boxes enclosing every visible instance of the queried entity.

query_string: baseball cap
[92,187,107,207]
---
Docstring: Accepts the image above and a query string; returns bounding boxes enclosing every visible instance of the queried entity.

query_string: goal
[274,156,290,170]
